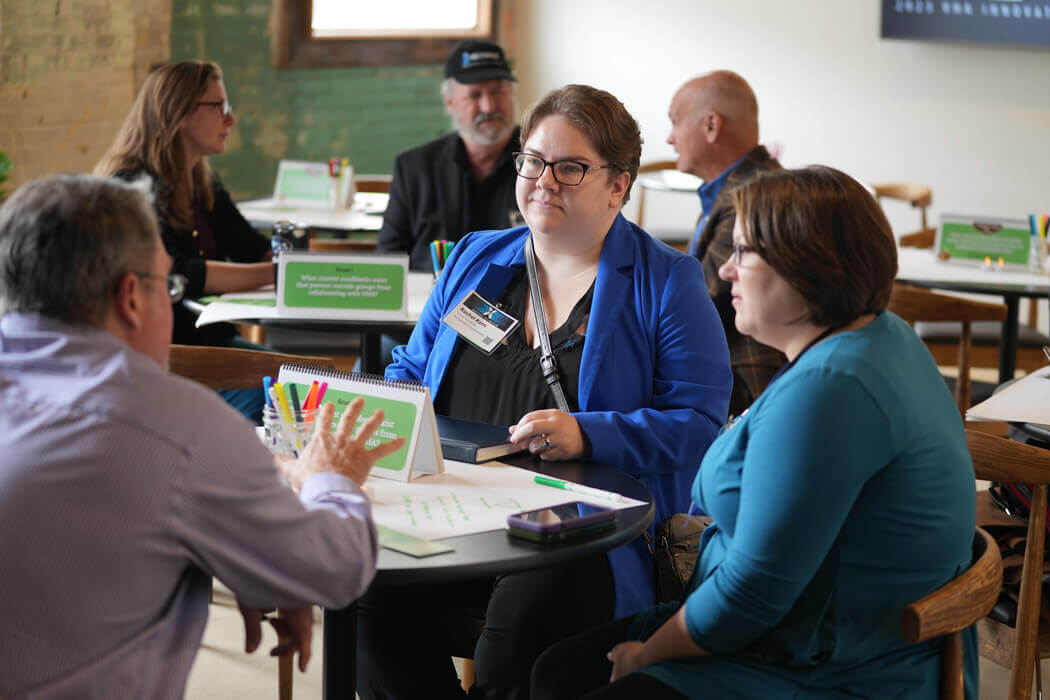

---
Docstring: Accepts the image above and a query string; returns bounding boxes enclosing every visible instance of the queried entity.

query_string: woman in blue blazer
[358,85,731,700]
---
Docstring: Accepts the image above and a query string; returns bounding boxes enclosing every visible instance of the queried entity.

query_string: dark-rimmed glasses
[198,99,233,118]
[134,273,188,303]
[732,243,758,266]
[513,152,620,186]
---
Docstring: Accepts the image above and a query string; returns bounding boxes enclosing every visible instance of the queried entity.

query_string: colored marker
[289,383,302,419]
[269,386,299,457]
[303,381,319,411]
[534,475,626,502]
[430,241,441,275]
[315,382,328,407]
[263,376,273,409]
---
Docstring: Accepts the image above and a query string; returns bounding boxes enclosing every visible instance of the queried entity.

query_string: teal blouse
[633,312,978,699]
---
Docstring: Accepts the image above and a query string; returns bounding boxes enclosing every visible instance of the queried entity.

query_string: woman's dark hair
[520,84,641,204]
[731,165,898,327]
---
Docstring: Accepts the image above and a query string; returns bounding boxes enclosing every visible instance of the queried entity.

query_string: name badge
[443,290,520,354]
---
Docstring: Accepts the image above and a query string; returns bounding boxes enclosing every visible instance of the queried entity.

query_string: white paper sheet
[366,460,646,540]
[966,366,1050,427]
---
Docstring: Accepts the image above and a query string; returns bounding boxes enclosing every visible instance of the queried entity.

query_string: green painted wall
[170,0,450,199]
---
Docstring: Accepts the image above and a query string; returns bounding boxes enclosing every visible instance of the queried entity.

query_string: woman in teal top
[531,166,977,699]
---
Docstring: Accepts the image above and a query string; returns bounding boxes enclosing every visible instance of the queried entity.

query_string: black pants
[356,553,615,700]
[530,616,686,700]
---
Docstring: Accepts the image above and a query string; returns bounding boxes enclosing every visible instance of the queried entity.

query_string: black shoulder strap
[524,235,571,412]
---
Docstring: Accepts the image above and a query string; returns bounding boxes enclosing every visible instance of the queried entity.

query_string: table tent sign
[277,363,443,482]
[276,252,409,321]
[936,214,1033,267]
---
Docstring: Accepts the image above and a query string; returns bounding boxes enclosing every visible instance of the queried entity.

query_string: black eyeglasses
[133,273,188,303]
[198,99,233,118]
[732,243,758,266]
[513,152,620,186]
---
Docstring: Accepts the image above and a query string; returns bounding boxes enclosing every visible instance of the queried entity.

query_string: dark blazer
[376,129,521,270]
[114,168,270,346]
[693,145,787,415]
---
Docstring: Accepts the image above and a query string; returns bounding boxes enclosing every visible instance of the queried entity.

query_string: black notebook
[436,415,525,463]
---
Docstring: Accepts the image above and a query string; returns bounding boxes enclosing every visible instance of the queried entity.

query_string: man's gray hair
[0,173,160,326]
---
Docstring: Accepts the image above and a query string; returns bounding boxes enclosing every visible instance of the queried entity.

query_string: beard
[454,111,515,147]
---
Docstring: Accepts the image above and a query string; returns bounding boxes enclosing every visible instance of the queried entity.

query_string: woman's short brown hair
[731,165,898,327]
[520,84,641,204]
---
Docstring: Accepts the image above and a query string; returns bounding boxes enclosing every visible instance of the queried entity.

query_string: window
[272,0,496,68]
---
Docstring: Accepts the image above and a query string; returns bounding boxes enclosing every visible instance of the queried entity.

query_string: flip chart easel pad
[367,461,646,540]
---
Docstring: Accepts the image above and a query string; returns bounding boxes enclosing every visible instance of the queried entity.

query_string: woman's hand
[607,641,647,681]
[509,409,585,461]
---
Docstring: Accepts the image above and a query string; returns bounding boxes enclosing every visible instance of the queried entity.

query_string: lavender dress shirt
[0,313,376,698]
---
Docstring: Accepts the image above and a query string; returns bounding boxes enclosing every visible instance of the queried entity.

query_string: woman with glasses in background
[95,60,272,351]
[531,166,976,700]
[357,85,732,699]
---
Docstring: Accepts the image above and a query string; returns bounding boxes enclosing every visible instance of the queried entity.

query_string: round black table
[321,453,654,699]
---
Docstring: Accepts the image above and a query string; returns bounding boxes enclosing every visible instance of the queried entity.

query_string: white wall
[510,0,1050,237]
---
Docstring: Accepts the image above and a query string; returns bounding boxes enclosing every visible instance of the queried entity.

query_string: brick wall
[2,0,504,200]
[0,0,171,190]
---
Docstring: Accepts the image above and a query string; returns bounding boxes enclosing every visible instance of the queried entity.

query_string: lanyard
[524,235,571,412]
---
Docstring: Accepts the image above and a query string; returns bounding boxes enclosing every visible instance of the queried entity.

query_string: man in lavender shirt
[0,174,404,699]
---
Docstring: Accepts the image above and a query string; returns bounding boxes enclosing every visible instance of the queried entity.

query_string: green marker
[534,475,625,502]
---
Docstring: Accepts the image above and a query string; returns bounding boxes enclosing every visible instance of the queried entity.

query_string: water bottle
[272,220,295,288]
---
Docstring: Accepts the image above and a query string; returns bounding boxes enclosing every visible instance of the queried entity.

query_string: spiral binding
[279,362,427,392]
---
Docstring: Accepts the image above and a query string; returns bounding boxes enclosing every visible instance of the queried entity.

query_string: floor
[186,588,1040,699]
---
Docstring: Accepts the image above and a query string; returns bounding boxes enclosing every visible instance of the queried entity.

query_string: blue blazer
[388,214,732,615]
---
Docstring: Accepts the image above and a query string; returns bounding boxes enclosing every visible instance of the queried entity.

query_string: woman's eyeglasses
[513,152,620,186]
[198,99,233,118]
[732,243,758,266]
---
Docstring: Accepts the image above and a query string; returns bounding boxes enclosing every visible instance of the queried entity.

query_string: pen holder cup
[262,406,317,457]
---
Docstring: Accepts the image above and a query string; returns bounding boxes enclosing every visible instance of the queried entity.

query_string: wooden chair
[168,344,334,390]
[873,182,935,248]
[168,344,335,700]
[633,159,680,230]
[966,429,1050,700]
[354,174,392,193]
[888,283,1007,414]
[900,527,1001,699]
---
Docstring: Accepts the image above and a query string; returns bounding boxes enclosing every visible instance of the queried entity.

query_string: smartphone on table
[506,501,616,544]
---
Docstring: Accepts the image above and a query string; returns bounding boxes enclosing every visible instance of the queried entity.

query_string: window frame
[271,0,498,69]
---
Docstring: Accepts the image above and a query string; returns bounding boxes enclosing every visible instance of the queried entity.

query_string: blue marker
[263,376,273,409]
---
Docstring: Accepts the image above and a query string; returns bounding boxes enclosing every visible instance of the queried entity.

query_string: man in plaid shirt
[668,70,786,417]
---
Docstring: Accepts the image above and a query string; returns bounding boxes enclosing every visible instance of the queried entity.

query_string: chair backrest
[888,283,1007,413]
[966,429,1050,700]
[900,527,1002,700]
[168,345,335,390]
[308,237,376,253]
[873,182,935,248]
[634,160,681,229]
[354,174,392,194]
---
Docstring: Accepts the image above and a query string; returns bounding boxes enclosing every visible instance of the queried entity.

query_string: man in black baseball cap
[376,39,521,271]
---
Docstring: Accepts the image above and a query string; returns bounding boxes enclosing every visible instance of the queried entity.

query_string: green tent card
[276,252,409,320]
[273,160,334,208]
[937,216,1032,265]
